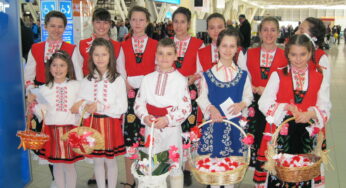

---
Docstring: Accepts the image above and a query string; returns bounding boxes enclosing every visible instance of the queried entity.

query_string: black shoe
[206,185,224,188]
[183,170,192,186]
[87,179,96,185]
[120,182,136,188]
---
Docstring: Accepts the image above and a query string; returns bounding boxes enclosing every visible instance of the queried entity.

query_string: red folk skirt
[37,125,84,164]
[85,114,126,158]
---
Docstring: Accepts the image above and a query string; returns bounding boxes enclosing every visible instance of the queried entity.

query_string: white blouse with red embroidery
[77,71,128,118]
[258,67,331,135]
[32,80,80,125]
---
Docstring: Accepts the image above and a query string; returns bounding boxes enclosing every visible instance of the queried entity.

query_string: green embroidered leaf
[156,151,169,163]
[139,150,149,160]
[152,163,170,175]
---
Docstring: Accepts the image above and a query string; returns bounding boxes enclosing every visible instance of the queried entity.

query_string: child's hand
[294,111,316,123]
[256,86,265,95]
[154,117,169,129]
[27,93,37,105]
[228,102,246,115]
[209,105,223,122]
[71,100,84,114]
[286,104,299,114]
[188,74,201,86]
[144,115,155,126]
[125,80,133,92]
[252,86,258,94]
[85,102,97,114]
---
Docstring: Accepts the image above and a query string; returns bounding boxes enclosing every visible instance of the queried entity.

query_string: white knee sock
[211,185,234,188]
[105,158,118,188]
[94,158,106,188]
[53,164,64,188]
[63,164,77,188]
[170,169,183,188]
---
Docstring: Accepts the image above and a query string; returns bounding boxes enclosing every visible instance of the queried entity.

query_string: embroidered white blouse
[77,72,128,118]
[134,69,191,127]
[258,68,331,134]
[197,61,253,120]
[116,36,149,89]
[24,42,84,92]
[32,80,80,126]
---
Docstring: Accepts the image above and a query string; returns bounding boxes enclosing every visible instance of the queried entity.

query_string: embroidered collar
[292,65,308,75]
[215,60,236,72]
[132,34,148,41]
[156,67,175,74]
[205,67,243,88]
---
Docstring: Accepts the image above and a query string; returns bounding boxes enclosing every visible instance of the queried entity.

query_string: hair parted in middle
[216,28,241,48]
[172,7,192,23]
[206,13,226,29]
[128,6,151,21]
[88,38,119,83]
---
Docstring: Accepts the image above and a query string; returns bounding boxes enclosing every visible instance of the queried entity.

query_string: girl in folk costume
[75,38,127,188]
[257,34,331,187]
[117,6,158,188]
[198,13,245,72]
[79,8,121,77]
[25,10,83,90]
[237,17,288,184]
[27,50,83,188]
[134,38,191,188]
[197,29,253,188]
[172,7,204,185]
[295,17,330,88]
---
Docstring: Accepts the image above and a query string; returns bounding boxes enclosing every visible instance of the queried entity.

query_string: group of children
[24,5,330,188]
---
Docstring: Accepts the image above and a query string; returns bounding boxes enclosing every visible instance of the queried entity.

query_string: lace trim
[205,68,243,88]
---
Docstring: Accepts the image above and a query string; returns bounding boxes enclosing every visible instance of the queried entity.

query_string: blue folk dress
[198,68,247,158]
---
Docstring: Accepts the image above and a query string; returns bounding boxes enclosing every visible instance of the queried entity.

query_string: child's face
[296,21,311,36]
[92,46,110,73]
[156,46,177,71]
[259,21,279,45]
[207,18,225,42]
[218,35,238,62]
[130,11,148,35]
[93,19,111,37]
[50,58,68,82]
[173,13,189,37]
[288,45,311,70]
[45,17,65,41]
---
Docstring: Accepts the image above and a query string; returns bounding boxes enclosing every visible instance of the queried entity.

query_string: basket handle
[148,121,155,177]
[78,108,94,127]
[196,119,251,165]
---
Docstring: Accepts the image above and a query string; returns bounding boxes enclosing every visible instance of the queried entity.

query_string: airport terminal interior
[6,0,346,187]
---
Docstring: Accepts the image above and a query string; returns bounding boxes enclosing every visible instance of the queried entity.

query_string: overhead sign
[154,0,180,5]
[40,0,74,44]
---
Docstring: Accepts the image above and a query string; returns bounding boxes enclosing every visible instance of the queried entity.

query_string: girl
[258,34,331,187]
[79,8,121,76]
[117,6,158,188]
[295,17,330,86]
[134,38,191,188]
[238,17,288,184]
[198,13,245,72]
[197,29,253,188]
[25,10,83,90]
[75,38,127,188]
[27,50,83,188]
[172,7,204,185]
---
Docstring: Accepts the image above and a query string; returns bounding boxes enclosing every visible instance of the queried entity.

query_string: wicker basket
[17,115,49,150]
[265,117,324,183]
[61,114,104,155]
[190,119,251,185]
[131,122,171,188]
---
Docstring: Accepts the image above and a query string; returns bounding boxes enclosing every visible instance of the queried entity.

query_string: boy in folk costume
[116,6,158,188]
[79,8,121,77]
[134,38,191,188]
[257,34,331,187]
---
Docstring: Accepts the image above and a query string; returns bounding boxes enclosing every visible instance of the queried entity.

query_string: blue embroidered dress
[198,67,248,158]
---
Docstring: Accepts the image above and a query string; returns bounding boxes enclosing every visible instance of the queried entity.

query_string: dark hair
[44,11,67,27]
[216,28,240,48]
[92,8,111,22]
[304,17,326,49]
[88,38,119,83]
[45,50,76,87]
[239,14,246,19]
[128,6,151,22]
[258,16,279,32]
[284,34,320,74]
[157,38,177,54]
[172,7,191,23]
[206,13,226,29]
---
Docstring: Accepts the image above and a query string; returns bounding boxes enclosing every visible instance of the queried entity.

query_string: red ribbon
[68,132,94,153]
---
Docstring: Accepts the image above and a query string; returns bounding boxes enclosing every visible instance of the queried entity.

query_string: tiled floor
[27,42,346,188]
